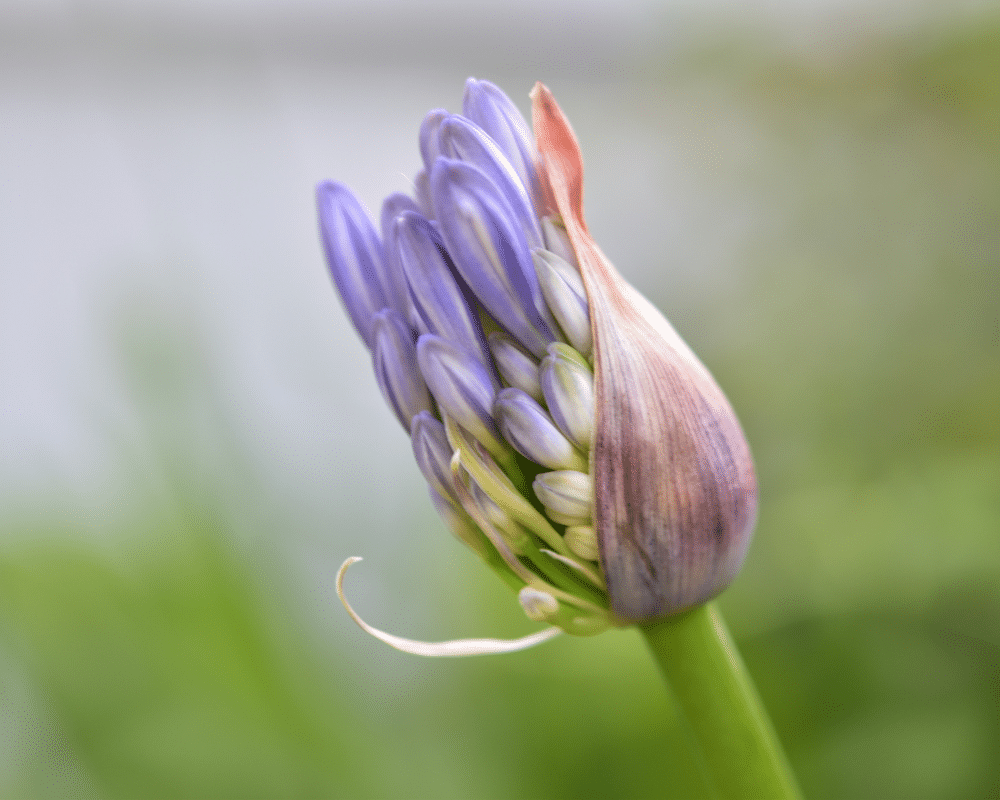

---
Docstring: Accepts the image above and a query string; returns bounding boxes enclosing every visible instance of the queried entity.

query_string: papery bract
[531,83,757,621]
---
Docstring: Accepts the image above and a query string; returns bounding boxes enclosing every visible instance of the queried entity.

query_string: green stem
[640,603,802,800]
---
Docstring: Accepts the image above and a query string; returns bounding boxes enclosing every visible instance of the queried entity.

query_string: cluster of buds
[318,79,756,651]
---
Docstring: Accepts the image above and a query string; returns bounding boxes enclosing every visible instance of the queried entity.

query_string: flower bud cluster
[318,79,611,633]
[323,79,758,640]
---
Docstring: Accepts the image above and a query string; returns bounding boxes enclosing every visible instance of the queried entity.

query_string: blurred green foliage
[2,16,998,800]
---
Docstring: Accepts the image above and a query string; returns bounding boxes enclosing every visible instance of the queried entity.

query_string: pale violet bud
[372,309,433,430]
[539,343,595,451]
[463,78,544,218]
[533,249,592,357]
[416,334,504,456]
[411,411,458,506]
[419,109,448,169]
[430,157,555,357]
[487,331,542,402]
[564,525,599,562]
[541,216,578,268]
[438,115,543,250]
[316,181,387,348]
[379,193,423,324]
[518,586,560,622]
[395,211,491,367]
[533,470,593,522]
[494,387,587,472]
[413,169,434,218]
[381,192,422,231]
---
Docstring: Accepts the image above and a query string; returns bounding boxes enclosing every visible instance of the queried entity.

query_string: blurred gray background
[1,1,998,798]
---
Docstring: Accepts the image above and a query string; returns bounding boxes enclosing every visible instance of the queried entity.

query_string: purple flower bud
[430,158,556,357]
[487,331,543,402]
[413,168,434,218]
[539,342,595,451]
[494,387,587,472]
[463,78,543,217]
[381,192,423,233]
[316,181,387,348]
[416,334,504,456]
[395,211,491,367]
[411,411,458,505]
[437,115,543,249]
[380,193,424,324]
[419,109,449,170]
[372,309,433,430]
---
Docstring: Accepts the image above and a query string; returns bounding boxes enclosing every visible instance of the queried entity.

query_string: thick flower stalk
[318,79,757,649]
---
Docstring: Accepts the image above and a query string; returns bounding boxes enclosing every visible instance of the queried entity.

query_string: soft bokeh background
[1,0,997,797]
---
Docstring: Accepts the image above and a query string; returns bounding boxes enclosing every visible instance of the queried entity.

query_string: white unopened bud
[539,343,595,451]
[518,587,560,622]
[540,216,578,268]
[533,470,593,522]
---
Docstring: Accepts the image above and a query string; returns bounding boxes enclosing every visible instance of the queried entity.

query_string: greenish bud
[472,480,531,555]
[429,488,491,559]
[564,525,599,562]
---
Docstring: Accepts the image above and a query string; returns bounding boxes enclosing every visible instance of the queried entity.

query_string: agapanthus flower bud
[540,216,578,268]
[379,193,423,322]
[415,334,504,459]
[563,525,599,562]
[372,309,433,430]
[486,332,543,402]
[494,387,587,472]
[411,411,459,506]
[532,470,593,523]
[539,343,595,451]
[518,586,560,622]
[395,210,491,366]
[319,78,757,654]
[316,181,387,348]
[533,249,592,357]
[438,115,543,250]
[419,109,449,169]
[430,158,556,356]
[462,78,544,218]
